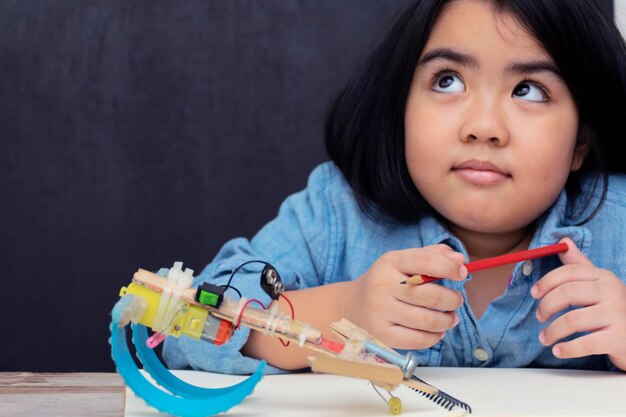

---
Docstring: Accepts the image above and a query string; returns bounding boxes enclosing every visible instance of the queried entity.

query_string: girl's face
[405,0,587,238]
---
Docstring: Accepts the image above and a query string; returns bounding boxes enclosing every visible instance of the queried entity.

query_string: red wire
[278,293,295,347]
[279,293,295,319]
[235,295,296,348]
[235,298,267,329]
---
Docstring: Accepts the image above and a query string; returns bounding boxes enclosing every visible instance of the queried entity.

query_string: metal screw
[266,269,277,284]
[364,340,418,379]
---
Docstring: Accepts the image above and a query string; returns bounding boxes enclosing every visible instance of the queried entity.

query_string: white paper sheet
[125,367,626,417]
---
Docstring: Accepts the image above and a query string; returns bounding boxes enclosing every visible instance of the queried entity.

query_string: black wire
[222,260,269,295]
[221,284,242,298]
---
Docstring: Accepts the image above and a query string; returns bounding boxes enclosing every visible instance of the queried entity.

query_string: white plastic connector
[233,296,248,326]
[152,262,194,333]
[298,323,310,348]
[264,303,279,335]
[180,267,194,288]
[268,312,284,336]
[170,262,184,280]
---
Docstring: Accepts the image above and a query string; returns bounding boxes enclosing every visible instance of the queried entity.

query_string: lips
[453,159,510,186]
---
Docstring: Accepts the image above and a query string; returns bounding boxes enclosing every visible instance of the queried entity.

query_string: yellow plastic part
[388,396,402,415]
[120,283,161,327]
[179,304,210,339]
[119,282,209,339]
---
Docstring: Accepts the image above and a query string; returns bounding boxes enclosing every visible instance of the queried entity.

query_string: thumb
[558,237,592,266]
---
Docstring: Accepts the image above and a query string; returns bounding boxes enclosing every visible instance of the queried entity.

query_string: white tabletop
[125,367,626,417]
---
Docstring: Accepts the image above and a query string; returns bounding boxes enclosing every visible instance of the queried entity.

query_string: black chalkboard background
[0,0,613,371]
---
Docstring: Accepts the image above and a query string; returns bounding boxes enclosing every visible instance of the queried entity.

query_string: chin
[454,216,536,236]
[444,210,519,233]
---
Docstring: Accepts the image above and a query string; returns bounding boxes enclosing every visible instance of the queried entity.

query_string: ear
[570,139,590,172]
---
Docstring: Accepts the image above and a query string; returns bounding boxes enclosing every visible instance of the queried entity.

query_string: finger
[426,244,467,263]
[388,300,459,333]
[536,280,601,322]
[531,263,600,299]
[390,248,467,281]
[397,284,463,311]
[532,237,594,299]
[539,305,608,346]
[551,330,610,359]
[557,237,593,267]
[383,324,446,350]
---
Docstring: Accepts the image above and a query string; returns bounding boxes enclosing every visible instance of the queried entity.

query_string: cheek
[405,104,453,173]
[529,120,579,179]
[515,119,579,208]
[534,151,574,198]
[405,126,445,187]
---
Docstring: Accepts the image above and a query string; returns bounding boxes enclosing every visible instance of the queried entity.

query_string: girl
[164,0,626,373]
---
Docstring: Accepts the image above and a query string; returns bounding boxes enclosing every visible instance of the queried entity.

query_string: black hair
[325,0,626,224]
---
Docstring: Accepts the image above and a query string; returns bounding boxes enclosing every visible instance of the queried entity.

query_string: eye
[512,81,549,102]
[432,71,465,93]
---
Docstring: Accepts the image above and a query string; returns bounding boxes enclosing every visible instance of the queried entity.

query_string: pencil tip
[400,281,407,285]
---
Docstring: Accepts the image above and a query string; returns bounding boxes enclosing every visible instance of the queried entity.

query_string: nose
[459,95,510,146]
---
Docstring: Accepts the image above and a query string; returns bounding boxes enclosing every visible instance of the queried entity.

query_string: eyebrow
[418,47,562,78]
[506,61,562,78]
[418,48,479,69]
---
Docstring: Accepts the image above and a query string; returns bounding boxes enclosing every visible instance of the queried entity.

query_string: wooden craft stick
[133,269,198,301]
[307,355,403,386]
[330,318,395,353]
[133,268,323,342]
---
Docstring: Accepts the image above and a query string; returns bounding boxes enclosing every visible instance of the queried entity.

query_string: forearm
[241,281,351,370]
[609,355,626,372]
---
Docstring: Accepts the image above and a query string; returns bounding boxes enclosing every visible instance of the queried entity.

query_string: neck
[447,223,535,260]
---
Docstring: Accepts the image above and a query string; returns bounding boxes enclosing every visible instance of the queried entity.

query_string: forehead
[424,0,551,62]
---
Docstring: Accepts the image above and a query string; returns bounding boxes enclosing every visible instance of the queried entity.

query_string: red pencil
[400,242,568,285]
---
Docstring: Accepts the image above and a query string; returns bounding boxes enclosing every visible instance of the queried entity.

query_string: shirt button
[522,260,533,276]
[473,347,489,362]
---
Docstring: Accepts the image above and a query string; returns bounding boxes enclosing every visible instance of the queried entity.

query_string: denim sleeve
[163,163,336,375]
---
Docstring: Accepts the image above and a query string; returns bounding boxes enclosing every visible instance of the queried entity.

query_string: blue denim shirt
[163,162,626,374]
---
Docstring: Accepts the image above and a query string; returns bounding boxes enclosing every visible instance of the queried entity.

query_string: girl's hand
[341,244,467,350]
[532,237,626,371]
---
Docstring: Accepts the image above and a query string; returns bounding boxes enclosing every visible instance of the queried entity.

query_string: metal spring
[409,375,472,413]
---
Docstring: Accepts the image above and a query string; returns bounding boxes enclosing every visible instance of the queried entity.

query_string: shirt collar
[417,187,591,259]
[418,216,468,255]
[532,188,591,256]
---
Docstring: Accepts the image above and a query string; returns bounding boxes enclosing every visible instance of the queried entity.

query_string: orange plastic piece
[214,320,234,346]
